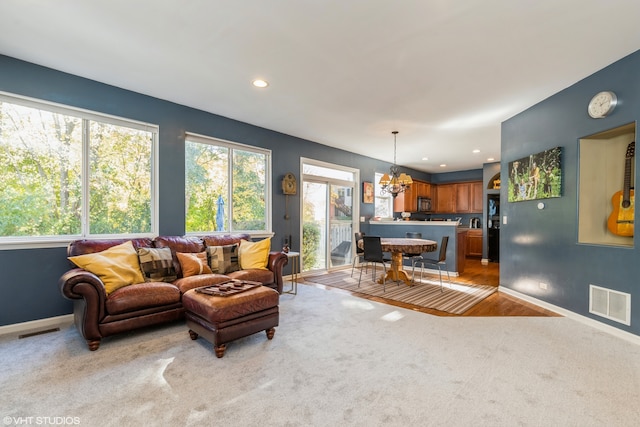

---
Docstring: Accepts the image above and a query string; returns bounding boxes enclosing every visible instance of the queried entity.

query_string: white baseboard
[481,258,489,265]
[0,314,74,337]
[499,286,640,346]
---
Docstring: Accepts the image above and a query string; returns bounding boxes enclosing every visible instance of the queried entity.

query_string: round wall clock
[282,172,297,195]
[588,91,617,118]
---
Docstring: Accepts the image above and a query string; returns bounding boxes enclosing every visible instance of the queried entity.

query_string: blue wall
[0,54,433,326]
[501,49,640,336]
[431,169,483,184]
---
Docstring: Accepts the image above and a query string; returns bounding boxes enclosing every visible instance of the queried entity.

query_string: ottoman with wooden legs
[182,283,279,358]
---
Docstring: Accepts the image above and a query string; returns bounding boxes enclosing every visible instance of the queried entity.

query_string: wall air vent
[589,285,631,326]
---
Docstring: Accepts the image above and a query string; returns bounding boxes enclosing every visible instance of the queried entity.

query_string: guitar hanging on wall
[607,141,635,237]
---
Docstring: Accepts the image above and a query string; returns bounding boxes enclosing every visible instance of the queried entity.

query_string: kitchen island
[361,220,468,275]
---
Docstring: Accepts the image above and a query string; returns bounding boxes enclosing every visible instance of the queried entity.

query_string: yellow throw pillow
[238,238,271,270]
[176,252,212,277]
[68,241,145,295]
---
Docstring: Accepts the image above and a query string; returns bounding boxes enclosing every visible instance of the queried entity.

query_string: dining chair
[351,232,365,277]
[412,236,451,291]
[403,232,423,277]
[358,236,391,291]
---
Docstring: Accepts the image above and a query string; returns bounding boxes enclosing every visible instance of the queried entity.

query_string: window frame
[0,92,159,250]
[374,172,393,218]
[184,132,272,238]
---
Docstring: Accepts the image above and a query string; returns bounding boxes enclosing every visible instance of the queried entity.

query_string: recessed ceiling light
[487,157,495,162]
[440,164,447,168]
[252,79,269,88]
[421,157,429,161]
[472,149,480,154]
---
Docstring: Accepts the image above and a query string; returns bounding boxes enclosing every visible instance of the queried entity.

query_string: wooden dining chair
[412,236,451,291]
[358,236,392,291]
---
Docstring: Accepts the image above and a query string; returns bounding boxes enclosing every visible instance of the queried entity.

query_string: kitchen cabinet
[435,181,483,214]
[456,183,471,212]
[393,179,430,212]
[435,184,456,213]
[471,181,483,213]
[466,229,483,257]
[456,229,467,273]
[393,186,415,212]
[415,181,432,198]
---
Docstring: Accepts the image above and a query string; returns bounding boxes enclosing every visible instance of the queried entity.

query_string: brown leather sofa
[59,234,288,351]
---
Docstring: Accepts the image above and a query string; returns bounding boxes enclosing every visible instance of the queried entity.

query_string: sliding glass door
[301,159,358,272]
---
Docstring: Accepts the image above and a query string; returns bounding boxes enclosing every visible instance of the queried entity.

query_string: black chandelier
[378,131,412,198]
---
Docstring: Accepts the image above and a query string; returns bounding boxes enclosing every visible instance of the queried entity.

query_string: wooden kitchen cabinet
[393,186,414,212]
[392,179,431,212]
[456,229,467,273]
[415,181,432,198]
[456,183,471,212]
[466,229,483,257]
[471,181,483,213]
[435,183,456,213]
[435,181,482,214]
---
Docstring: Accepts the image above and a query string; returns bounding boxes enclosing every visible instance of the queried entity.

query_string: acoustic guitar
[607,141,635,237]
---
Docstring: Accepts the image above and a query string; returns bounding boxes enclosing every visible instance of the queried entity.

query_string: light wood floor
[304,258,560,317]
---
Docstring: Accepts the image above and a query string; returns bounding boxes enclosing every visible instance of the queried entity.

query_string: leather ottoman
[182,285,279,358]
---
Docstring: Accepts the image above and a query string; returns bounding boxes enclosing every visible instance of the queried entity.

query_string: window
[374,172,393,218]
[0,93,157,246]
[185,134,271,234]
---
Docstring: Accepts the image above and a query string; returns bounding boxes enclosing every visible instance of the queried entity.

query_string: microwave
[417,197,432,212]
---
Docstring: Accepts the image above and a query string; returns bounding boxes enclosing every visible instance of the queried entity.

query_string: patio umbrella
[216,195,225,231]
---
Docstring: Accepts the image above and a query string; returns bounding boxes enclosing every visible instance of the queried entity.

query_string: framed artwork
[508,147,562,202]
[363,181,374,204]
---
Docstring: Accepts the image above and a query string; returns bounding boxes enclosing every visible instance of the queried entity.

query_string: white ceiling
[1,1,639,173]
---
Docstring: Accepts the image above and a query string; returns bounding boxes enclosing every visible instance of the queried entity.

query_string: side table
[284,251,300,295]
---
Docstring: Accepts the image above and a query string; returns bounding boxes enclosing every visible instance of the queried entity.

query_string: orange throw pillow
[176,252,212,277]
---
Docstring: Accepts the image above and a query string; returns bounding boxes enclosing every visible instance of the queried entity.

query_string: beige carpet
[2,284,640,426]
[303,268,497,314]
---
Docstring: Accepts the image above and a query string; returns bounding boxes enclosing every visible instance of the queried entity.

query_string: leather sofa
[59,234,288,351]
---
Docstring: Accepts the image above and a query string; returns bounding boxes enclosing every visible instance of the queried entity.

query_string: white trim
[0,314,74,337]
[184,133,272,235]
[300,158,359,272]
[0,91,158,131]
[499,286,640,346]
[0,92,159,248]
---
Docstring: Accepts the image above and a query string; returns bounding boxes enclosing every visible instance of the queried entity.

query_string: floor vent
[589,285,631,326]
[18,327,60,339]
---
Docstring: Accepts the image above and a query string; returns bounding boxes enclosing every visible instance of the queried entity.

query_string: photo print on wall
[508,147,562,202]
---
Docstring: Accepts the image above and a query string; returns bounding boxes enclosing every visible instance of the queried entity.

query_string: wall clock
[588,91,617,118]
[282,172,297,195]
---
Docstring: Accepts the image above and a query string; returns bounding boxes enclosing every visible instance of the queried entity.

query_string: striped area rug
[303,269,497,315]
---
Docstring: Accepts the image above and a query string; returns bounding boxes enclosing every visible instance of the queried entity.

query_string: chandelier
[379,131,412,198]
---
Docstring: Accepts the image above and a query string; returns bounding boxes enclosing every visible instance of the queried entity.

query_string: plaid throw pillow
[137,247,177,282]
[207,244,240,274]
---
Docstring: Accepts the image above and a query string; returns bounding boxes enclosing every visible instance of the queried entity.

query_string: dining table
[359,237,437,286]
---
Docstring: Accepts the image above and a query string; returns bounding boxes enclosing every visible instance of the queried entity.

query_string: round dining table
[359,237,437,286]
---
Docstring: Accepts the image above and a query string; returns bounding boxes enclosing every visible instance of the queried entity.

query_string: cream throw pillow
[68,241,145,295]
[238,238,271,270]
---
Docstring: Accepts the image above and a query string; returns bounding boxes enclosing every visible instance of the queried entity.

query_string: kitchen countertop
[369,220,460,226]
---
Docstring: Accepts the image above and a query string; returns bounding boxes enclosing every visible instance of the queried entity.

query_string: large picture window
[185,134,271,234]
[0,93,157,246]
